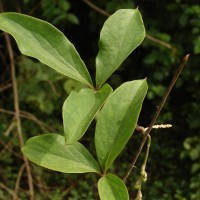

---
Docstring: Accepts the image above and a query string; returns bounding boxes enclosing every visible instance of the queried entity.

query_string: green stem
[141,135,151,178]
[134,135,151,200]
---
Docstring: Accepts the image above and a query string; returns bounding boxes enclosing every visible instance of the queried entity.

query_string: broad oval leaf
[95,9,145,87]
[63,84,113,144]
[21,134,100,173]
[98,173,129,200]
[0,12,93,86]
[95,80,148,172]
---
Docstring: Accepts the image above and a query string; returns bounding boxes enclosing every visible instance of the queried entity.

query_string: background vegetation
[0,0,199,199]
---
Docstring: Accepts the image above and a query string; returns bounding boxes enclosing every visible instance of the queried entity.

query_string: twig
[62,176,86,196]
[141,135,151,177]
[123,54,190,182]
[0,134,22,159]
[28,2,41,16]
[0,182,18,199]
[20,110,56,132]
[83,0,110,17]
[0,108,56,132]
[145,34,172,49]
[0,108,14,115]
[34,177,50,196]
[0,82,12,93]
[82,0,173,49]
[13,164,26,200]
[0,2,35,196]
[3,117,15,137]
[134,134,151,200]
[48,80,59,95]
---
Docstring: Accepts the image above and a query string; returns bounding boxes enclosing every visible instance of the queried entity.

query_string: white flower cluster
[144,124,172,132]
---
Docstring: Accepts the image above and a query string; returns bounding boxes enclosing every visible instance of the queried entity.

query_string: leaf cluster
[0,8,147,199]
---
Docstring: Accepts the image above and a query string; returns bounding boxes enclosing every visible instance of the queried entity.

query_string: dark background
[0,0,199,199]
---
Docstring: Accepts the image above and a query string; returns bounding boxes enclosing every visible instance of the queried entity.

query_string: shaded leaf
[96,9,145,87]
[98,173,129,200]
[63,84,113,144]
[22,134,100,173]
[0,12,92,86]
[67,13,80,25]
[95,80,148,171]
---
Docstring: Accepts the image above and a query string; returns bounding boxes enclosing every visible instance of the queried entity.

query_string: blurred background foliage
[0,0,200,199]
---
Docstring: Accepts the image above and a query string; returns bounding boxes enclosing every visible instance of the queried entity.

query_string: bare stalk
[4,32,35,200]
[134,135,151,200]
[123,54,190,182]
[0,1,35,196]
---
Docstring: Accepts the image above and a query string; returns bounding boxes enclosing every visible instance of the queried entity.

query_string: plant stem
[123,54,190,182]
[141,134,151,176]
[4,32,35,200]
[83,0,110,17]
[134,135,151,200]
[0,108,56,132]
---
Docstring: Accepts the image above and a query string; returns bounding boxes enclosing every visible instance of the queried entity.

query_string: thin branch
[28,2,41,16]
[0,108,14,115]
[83,0,110,17]
[13,164,26,200]
[48,80,59,95]
[134,134,151,199]
[34,178,50,197]
[141,135,151,175]
[82,0,173,49]
[3,117,15,137]
[123,54,190,182]
[0,82,12,93]
[145,34,172,49]
[0,133,22,159]
[20,110,56,132]
[0,108,56,132]
[62,176,86,196]
[0,182,18,199]
[0,2,35,195]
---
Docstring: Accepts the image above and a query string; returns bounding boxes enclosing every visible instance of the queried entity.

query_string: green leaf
[67,13,80,25]
[0,12,92,86]
[21,134,100,173]
[98,173,129,200]
[95,80,148,171]
[96,9,145,87]
[63,84,113,144]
